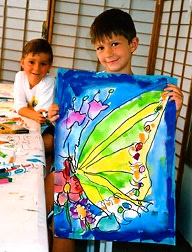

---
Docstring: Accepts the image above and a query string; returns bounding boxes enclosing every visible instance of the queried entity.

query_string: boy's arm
[18,107,47,124]
[164,84,183,119]
[14,72,29,112]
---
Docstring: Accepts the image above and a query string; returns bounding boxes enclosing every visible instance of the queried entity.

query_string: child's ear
[20,57,24,69]
[47,62,53,72]
[130,37,139,53]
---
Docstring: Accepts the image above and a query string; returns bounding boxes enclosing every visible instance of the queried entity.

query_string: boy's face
[94,33,138,74]
[20,53,52,87]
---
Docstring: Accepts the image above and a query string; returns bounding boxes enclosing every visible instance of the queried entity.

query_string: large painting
[53,68,177,245]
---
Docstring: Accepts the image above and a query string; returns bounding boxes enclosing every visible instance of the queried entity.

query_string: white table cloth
[0,83,48,252]
[0,132,48,252]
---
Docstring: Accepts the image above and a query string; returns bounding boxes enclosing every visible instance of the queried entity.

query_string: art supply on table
[0,168,6,173]
[0,150,6,158]
[3,167,17,172]
[3,121,17,124]
[0,138,15,151]
[0,162,35,168]
[0,117,29,134]
[0,167,29,177]
[0,148,15,164]
[0,163,37,177]
[0,176,13,184]
[0,140,9,144]
[0,123,29,134]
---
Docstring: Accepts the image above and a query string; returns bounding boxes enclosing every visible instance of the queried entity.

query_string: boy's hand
[48,104,60,123]
[164,84,183,118]
[36,109,48,124]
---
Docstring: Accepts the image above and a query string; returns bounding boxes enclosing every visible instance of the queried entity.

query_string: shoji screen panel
[0,0,49,83]
[50,0,80,76]
[154,0,192,182]
[129,1,156,75]
[0,0,27,83]
[49,0,156,77]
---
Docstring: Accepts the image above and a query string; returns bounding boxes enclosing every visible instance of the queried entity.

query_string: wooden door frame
[46,0,56,44]
[146,0,164,75]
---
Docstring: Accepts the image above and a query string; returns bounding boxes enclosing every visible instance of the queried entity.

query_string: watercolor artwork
[53,68,177,245]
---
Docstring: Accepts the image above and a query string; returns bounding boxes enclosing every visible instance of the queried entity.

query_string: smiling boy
[90,8,183,117]
[14,38,55,132]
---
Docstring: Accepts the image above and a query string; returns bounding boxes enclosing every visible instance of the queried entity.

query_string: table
[0,83,48,252]
[0,130,48,252]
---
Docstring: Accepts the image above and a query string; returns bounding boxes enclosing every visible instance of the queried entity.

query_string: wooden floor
[76,232,192,252]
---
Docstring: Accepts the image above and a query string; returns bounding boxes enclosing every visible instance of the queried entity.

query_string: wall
[0,0,156,82]
[178,164,192,245]
[0,0,48,82]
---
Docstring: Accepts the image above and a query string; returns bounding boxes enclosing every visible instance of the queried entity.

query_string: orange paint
[9,156,14,163]
[76,205,86,218]
[161,91,167,100]
[139,132,145,143]
[129,191,134,196]
[134,171,140,180]
[113,197,120,204]
[131,146,135,151]
[134,163,140,170]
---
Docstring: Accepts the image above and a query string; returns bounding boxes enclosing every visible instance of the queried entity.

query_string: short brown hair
[22,38,53,64]
[90,8,136,44]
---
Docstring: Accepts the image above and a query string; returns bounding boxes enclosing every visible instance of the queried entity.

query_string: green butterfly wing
[76,91,168,207]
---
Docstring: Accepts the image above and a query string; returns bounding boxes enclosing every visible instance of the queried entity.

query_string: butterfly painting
[53,69,177,245]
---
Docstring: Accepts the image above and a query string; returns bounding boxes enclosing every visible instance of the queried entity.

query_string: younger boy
[45,8,183,252]
[14,38,55,133]
[14,38,55,177]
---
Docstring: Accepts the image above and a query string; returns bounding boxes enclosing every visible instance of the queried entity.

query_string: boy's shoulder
[15,71,27,82]
[44,73,55,79]
[39,74,55,87]
[42,74,55,83]
[15,71,25,77]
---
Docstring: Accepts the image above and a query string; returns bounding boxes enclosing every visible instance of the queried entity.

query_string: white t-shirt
[14,71,55,112]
